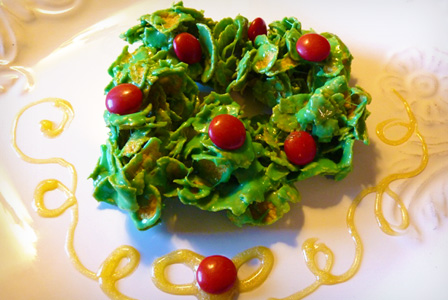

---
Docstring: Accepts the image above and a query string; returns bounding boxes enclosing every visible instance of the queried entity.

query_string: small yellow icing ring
[151,246,274,299]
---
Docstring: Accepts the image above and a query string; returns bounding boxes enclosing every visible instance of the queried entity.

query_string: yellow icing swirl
[12,98,140,299]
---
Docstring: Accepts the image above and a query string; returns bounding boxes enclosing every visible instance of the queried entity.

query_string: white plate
[1,0,448,299]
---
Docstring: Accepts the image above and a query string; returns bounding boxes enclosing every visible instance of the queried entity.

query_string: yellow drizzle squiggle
[271,90,428,300]
[12,98,140,300]
[373,90,428,235]
[151,246,274,300]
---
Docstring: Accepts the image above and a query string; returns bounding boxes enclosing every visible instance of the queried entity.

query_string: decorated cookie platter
[1,0,447,299]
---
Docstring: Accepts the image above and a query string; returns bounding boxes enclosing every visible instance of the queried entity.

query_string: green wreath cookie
[90,2,371,230]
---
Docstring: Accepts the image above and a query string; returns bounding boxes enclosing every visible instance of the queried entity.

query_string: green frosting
[90,2,371,230]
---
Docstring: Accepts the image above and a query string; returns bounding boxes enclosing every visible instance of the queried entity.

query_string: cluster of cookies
[90,2,371,230]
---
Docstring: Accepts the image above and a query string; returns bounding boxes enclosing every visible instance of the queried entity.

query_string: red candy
[296,33,331,62]
[284,131,317,165]
[248,17,267,42]
[105,83,143,115]
[196,255,237,294]
[208,114,246,150]
[173,32,202,64]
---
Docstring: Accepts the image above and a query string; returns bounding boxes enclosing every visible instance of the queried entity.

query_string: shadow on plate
[124,195,305,265]
[298,139,379,209]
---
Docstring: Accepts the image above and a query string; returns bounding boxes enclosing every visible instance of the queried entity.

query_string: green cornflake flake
[197,23,217,83]
[143,6,195,33]
[252,35,279,73]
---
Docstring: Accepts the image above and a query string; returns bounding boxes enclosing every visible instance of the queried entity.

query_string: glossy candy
[284,131,317,165]
[196,255,237,294]
[296,33,331,62]
[208,114,246,150]
[248,17,267,42]
[173,32,202,64]
[105,83,143,115]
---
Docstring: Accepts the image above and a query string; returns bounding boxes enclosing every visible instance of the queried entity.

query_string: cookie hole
[230,91,272,119]
[117,129,131,150]
[258,157,271,168]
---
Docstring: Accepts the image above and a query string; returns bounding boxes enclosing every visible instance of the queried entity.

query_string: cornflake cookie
[90,2,371,230]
